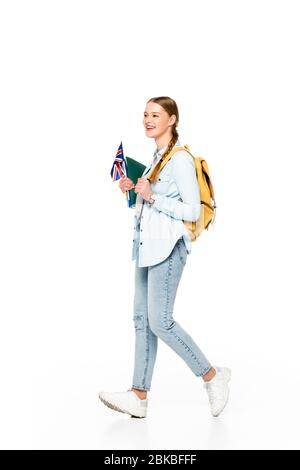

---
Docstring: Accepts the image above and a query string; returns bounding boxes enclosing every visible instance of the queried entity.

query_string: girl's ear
[169,114,176,126]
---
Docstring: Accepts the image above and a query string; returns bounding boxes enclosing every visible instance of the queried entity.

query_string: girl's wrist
[148,193,156,204]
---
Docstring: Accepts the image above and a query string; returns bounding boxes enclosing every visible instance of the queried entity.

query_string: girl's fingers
[119,177,135,192]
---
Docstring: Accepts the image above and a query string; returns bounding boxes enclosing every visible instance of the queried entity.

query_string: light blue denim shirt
[132,139,201,267]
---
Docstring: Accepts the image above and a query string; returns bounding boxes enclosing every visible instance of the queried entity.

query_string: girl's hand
[134,177,153,202]
[119,176,135,193]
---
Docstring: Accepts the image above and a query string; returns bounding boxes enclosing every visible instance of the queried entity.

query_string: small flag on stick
[110,141,131,207]
[110,141,146,208]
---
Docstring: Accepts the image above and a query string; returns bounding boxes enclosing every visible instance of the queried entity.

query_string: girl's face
[143,102,176,140]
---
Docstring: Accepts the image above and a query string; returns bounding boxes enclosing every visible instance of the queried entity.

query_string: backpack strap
[146,145,189,181]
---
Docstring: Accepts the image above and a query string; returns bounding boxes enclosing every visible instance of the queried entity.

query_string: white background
[1,0,300,450]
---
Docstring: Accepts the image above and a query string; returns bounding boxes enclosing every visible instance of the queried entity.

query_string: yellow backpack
[148,144,217,241]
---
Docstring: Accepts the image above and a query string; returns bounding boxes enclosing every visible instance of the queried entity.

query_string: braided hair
[146,96,179,184]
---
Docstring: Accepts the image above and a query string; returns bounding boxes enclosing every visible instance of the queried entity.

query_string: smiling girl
[99,96,231,418]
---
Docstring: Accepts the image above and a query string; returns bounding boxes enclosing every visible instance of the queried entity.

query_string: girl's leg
[148,237,212,378]
[131,254,158,394]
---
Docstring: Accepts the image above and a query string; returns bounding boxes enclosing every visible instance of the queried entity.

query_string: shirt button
[140,242,142,245]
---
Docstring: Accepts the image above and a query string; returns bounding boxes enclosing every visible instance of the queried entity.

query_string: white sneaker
[203,366,231,417]
[98,390,148,418]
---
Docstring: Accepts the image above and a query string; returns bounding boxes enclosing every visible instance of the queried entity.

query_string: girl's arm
[151,151,201,222]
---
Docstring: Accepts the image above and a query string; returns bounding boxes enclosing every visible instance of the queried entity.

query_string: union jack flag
[110,141,132,207]
[110,141,127,181]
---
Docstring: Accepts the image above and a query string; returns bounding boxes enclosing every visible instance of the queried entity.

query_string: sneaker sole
[98,394,146,418]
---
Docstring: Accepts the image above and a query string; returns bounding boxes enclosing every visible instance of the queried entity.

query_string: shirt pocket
[152,173,171,194]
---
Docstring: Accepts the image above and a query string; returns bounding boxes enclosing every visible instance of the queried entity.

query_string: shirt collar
[153,138,181,160]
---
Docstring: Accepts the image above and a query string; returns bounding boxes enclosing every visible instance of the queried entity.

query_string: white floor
[30,353,300,450]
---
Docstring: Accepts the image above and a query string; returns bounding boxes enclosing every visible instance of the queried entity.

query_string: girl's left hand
[134,177,153,202]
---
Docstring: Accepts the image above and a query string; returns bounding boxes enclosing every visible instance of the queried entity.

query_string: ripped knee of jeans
[133,314,145,331]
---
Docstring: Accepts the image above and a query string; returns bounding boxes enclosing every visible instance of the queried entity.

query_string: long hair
[146,96,179,184]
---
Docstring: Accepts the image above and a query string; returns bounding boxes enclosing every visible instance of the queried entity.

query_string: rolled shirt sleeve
[152,152,201,222]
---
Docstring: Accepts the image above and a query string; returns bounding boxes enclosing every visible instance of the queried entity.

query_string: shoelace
[203,379,223,404]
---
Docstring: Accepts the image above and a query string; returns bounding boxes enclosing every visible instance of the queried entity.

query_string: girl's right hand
[119,176,135,193]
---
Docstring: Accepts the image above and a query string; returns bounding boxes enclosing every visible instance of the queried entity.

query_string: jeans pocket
[177,238,187,266]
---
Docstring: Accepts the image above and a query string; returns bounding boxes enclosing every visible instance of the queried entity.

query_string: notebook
[125,156,147,207]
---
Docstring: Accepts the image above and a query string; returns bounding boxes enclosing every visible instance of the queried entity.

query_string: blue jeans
[132,236,212,391]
